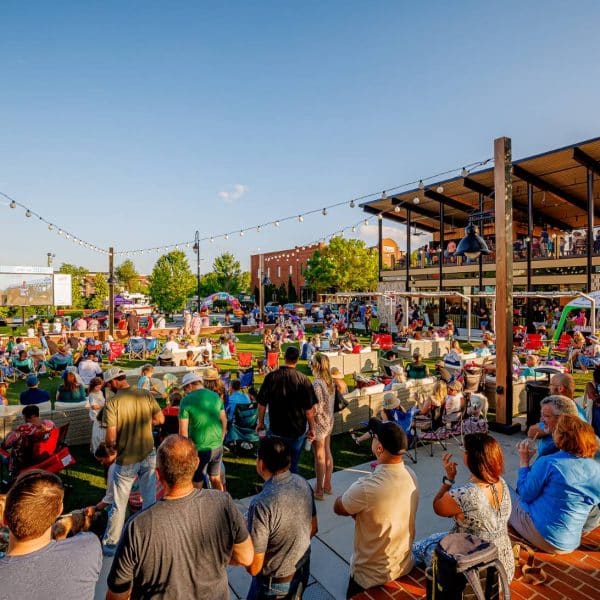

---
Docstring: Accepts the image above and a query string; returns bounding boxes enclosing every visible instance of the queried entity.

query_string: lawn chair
[549,334,573,361]
[128,337,146,360]
[441,397,466,448]
[238,368,254,389]
[46,354,72,376]
[265,352,279,373]
[522,333,544,352]
[224,403,260,454]
[372,333,394,350]
[379,356,404,377]
[237,352,254,369]
[106,341,125,362]
[144,337,159,358]
[11,358,33,379]
[412,410,448,457]
[20,424,75,479]
[462,364,484,393]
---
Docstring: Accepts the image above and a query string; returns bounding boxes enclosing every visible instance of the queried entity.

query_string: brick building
[250,243,324,302]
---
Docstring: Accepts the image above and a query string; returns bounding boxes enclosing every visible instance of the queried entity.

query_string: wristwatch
[442,476,455,486]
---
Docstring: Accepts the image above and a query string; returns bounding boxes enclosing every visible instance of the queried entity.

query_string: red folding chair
[522,333,543,351]
[266,352,279,372]
[237,352,254,368]
[107,341,125,362]
[372,334,394,350]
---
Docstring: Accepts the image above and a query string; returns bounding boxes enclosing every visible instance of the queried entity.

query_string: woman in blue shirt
[510,415,600,553]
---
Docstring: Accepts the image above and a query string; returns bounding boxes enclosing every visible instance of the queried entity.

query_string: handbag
[334,388,350,413]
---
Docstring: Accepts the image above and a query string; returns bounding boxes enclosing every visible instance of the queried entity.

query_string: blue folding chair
[144,337,159,357]
[128,337,146,360]
[238,368,254,389]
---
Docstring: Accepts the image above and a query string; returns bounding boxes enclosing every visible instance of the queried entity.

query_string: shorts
[193,447,223,481]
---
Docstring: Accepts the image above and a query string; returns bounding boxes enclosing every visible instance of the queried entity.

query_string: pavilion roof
[361,135,600,236]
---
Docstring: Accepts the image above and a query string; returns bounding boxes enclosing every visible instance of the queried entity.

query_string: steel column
[406,209,411,293]
[587,169,594,293]
[526,183,534,332]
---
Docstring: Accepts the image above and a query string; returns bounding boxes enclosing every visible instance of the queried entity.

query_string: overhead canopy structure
[470,291,596,340]
[361,136,600,235]
[333,290,473,341]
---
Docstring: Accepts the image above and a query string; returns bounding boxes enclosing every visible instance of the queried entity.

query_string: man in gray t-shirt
[107,435,254,599]
[0,470,102,600]
[246,437,317,599]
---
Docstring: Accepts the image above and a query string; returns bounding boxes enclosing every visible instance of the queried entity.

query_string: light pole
[107,247,116,338]
[47,253,55,268]
[193,231,201,311]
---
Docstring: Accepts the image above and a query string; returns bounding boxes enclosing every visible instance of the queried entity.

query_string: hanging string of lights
[0,192,109,255]
[1,156,492,258]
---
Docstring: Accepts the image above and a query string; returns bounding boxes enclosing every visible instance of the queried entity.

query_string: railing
[387,247,600,271]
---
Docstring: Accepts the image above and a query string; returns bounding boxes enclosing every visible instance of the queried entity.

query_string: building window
[289,264,293,276]
[277,266,281,278]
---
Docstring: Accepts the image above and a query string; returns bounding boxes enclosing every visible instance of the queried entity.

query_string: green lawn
[4,331,592,511]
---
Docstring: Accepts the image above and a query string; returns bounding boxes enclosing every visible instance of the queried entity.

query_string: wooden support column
[439,201,445,324]
[378,215,383,282]
[108,247,115,338]
[406,209,411,292]
[490,137,519,433]
[587,169,594,293]
[526,183,534,332]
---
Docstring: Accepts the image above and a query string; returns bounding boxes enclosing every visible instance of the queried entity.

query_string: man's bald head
[157,435,199,488]
[550,373,575,399]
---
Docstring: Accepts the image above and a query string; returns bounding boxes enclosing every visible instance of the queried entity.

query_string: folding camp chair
[107,341,125,362]
[128,337,146,360]
[238,368,254,389]
[372,334,394,350]
[144,337,159,358]
[265,352,279,372]
[224,403,260,454]
[237,352,254,369]
[412,407,448,458]
[522,333,544,352]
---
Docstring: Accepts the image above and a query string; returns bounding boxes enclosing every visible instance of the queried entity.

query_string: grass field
[3,332,592,511]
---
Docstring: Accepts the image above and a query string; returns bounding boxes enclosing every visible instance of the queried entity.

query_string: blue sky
[1,1,600,274]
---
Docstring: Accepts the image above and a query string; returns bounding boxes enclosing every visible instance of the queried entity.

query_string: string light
[4,156,492,257]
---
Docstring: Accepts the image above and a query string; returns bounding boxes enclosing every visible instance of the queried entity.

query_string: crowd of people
[1,314,600,599]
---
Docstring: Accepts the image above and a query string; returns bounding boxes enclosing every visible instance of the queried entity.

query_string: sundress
[312,378,334,441]
[412,479,515,581]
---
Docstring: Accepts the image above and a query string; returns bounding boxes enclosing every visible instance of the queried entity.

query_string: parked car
[283,303,307,317]
[87,310,123,327]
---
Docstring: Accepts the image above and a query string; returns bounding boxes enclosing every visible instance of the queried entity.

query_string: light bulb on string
[48,224,53,231]
[322,208,327,216]
[461,167,469,177]
[381,191,387,200]
[364,219,369,226]
[9,200,16,208]
[240,231,244,237]
[274,221,280,227]
[436,186,444,194]
[25,209,32,217]
[418,180,424,190]
[210,237,214,243]
[352,226,356,233]
[350,199,355,208]
[394,205,401,213]
[413,196,420,205]
[225,234,229,240]
[256,225,261,232]
[298,215,303,222]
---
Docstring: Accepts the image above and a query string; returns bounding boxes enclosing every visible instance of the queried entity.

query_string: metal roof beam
[423,189,475,215]
[393,196,467,228]
[512,164,592,214]
[462,178,494,197]
[573,147,600,177]
[363,205,438,232]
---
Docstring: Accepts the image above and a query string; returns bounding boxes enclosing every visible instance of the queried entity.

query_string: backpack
[426,533,511,600]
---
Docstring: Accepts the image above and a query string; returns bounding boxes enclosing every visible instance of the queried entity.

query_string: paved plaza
[94,428,529,599]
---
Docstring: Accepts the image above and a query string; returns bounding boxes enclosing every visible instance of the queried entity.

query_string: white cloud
[218,183,248,203]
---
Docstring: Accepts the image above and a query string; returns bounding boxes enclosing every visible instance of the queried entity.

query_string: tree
[88,273,109,310]
[211,252,247,295]
[304,237,378,293]
[277,283,288,305]
[58,263,88,308]
[287,276,298,302]
[115,259,140,293]
[148,251,195,315]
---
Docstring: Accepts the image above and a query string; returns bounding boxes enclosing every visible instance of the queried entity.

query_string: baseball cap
[181,372,203,387]
[104,367,126,383]
[367,418,407,455]
[25,373,39,386]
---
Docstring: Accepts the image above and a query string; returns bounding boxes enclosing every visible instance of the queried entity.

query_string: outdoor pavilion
[361,135,599,431]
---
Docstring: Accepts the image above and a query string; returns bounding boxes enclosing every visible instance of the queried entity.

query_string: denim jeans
[269,432,305,474]
[103,450,157,548]
[247,556,310,599]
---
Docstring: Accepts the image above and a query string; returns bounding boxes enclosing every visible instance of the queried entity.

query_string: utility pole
[108,247,115,337]
[193,231,201,311]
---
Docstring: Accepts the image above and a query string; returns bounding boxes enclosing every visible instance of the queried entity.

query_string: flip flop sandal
[512,543,547,585]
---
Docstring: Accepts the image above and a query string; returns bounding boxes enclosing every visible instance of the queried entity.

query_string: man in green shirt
[179,379,227,491]
[102,367,164,556]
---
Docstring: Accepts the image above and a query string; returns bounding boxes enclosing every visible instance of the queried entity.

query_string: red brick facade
[250,243,324,300]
